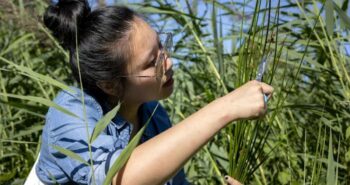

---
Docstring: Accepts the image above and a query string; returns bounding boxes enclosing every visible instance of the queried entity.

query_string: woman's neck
[119,101,143,138]
[118,102,141,125]
[106,96,143,136]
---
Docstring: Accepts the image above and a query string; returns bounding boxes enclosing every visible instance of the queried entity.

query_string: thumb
[260,82,274,95]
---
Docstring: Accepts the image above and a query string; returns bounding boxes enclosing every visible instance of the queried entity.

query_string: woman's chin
[159,86,174,100]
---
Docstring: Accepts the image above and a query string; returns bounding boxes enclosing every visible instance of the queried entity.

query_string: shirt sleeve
[170,168,189,185]
[41,94,189,185]
[45,92,124,185]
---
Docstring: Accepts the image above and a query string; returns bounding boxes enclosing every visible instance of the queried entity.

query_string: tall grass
[0,0,350,184]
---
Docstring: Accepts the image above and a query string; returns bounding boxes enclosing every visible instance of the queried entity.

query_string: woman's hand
[224,176,242,185]
[217,80,274,122]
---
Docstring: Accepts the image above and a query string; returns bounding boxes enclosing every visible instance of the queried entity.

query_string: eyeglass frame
[115,32,173,82]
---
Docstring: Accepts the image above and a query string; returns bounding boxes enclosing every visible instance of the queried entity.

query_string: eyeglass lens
[155,33,172,81]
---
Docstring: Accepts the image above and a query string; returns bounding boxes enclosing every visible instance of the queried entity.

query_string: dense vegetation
[0,0,349,184]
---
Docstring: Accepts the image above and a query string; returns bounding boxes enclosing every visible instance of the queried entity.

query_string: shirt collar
[111,115,129,130]
[110,103,153,138]
[84,91,154,137]
[67,86,153,136]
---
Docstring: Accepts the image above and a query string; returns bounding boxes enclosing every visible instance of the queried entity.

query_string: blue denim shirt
[36,87,188,185]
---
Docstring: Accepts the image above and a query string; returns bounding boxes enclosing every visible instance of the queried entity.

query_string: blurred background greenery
[0,0,350,184]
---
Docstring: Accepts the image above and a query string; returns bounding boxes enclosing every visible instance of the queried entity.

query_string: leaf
[135,6,178,15]
[11,124,43,139]
[325,0,334,37]
[103,103,159,185]
[90,103,121,143]
[333,2,350,29]
[51,145,89,166]
[278,170,291,185]
[0,170,16,181]
[345,150,350,162]
[204,145,226,185]
[0,33,34,56]
[341,0,349,11]
[295,153,346,169]
[0,99,46,118]
[326,131,335,185]
[0,93,79,118]
[0,56,74,93]
[346,127,350,140]
[211,1,224,77]
[126,4,201,20]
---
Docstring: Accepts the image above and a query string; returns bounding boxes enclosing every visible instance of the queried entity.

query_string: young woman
[36,0,274,185]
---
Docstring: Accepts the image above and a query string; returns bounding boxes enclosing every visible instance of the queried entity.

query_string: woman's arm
[113,80,274,185]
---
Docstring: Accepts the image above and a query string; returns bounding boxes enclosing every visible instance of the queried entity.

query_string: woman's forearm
[113,80,274,185]
[113,98,233,185]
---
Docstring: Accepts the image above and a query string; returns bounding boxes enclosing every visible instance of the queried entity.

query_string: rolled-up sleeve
[41,91,125,185]
[87,147,123,185]
[37,90,190,185]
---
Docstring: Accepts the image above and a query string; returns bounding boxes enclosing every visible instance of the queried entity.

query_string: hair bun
[44,0,91,49]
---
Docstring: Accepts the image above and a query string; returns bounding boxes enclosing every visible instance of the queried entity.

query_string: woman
[36,0,274,185]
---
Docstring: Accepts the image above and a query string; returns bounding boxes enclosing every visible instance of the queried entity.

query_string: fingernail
[224,175,229,181]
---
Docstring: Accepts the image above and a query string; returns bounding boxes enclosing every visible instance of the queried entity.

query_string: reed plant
[0,0,349,184]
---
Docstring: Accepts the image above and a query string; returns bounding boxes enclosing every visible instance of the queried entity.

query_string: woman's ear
[96,80,123,97]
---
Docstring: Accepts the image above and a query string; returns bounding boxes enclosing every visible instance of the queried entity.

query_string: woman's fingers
[260,81,274,95]
[224,175,242,185]
[219,79,275,121]
[259,82,274,103]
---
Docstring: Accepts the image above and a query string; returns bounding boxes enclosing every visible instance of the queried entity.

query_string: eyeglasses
[116,32,173,82]
[155,32,173,81]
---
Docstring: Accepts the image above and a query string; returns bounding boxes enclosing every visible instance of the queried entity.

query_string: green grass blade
[51,145,89,166]
[103,103,159,185]
[0,93,79,118]
[333,2,350,29]
[211,1,224,77]
[0,56,73,93]
[89,103,121,143]
[11,124,43,139]
[326,130,336,185]
[0,33,34,56]
[0,99,46,118]
[325,0,334,37]
[204,145,225,185]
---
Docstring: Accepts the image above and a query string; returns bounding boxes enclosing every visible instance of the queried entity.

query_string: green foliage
[51,145,90,166]
[90,103,121,144]
[1,0,350,184]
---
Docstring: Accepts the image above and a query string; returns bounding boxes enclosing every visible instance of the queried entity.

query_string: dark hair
[43,0,136,103]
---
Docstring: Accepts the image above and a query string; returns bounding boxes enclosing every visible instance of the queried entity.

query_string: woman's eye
[151,59,157,66]
[146,59,156,69]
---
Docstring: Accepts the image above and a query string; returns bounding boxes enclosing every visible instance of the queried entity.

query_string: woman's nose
[164,54,173,71]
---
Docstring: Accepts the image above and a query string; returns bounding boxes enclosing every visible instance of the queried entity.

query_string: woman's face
[122,16,174,104]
